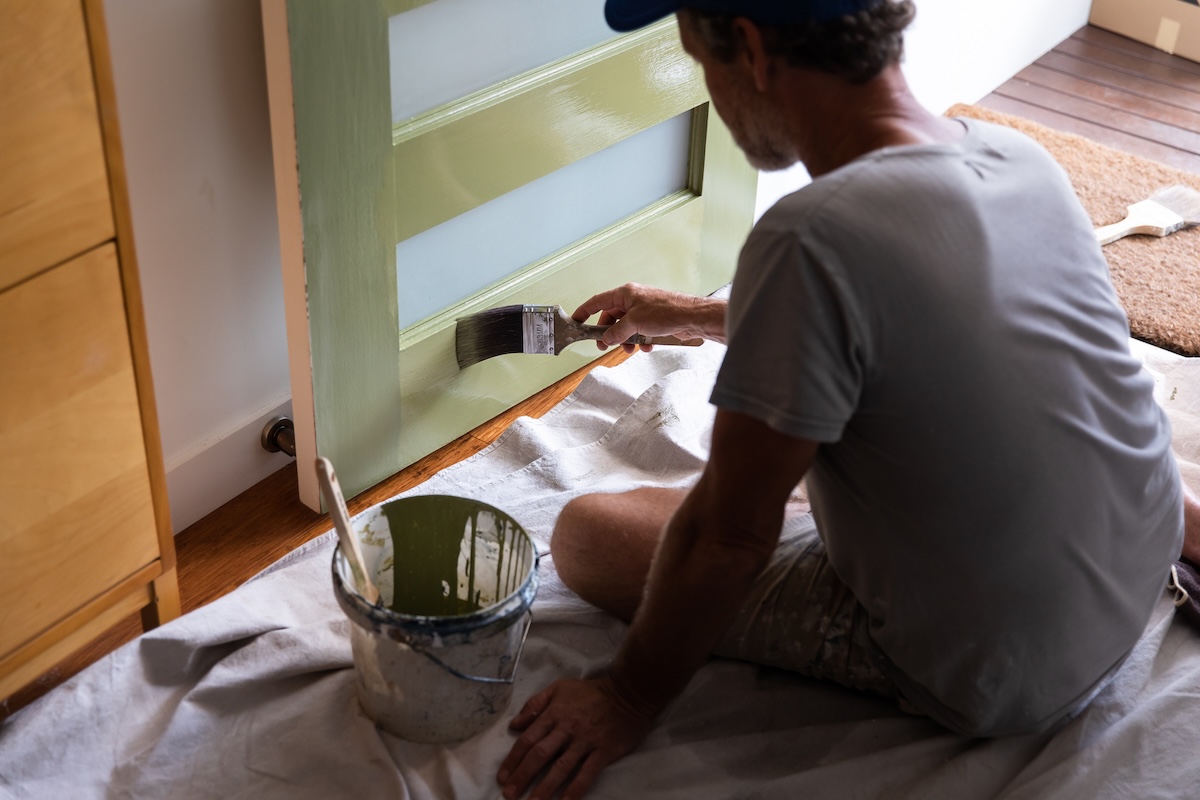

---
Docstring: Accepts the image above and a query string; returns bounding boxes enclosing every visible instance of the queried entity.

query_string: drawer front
[0,0,114,292]
[0,244,159,660]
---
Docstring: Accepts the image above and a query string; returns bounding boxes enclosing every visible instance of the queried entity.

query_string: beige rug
[949,103,1200,358]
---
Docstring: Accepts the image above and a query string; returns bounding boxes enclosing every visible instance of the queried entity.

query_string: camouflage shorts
[714,513,897,699]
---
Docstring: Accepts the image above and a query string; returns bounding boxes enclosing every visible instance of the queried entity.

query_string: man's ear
[731,17,773,92]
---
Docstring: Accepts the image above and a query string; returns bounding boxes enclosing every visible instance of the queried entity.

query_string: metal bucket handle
[410,608,533,684]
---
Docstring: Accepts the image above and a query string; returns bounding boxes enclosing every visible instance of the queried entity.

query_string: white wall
[105,0,294,532]
[756,0,1094,215]
[104,0,1092,534]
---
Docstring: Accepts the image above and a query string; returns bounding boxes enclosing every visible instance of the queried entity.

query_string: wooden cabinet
[0,0,179,702]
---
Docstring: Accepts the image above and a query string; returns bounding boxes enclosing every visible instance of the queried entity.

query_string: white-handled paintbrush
[455,304,703,370]
[1094,184,1200,246]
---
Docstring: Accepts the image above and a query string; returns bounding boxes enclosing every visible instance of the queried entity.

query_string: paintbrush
[1095,184,1200,246]
[456,304,703,369]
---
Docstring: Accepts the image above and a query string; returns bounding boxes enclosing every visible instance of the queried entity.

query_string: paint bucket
[331,494,539,743]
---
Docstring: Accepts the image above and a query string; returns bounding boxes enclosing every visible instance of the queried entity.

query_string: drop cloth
[2,339,1199,800]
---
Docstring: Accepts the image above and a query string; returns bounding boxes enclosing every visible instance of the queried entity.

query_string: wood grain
[0,0,176,719]
[0,245,160,662]
[977,93,1200,173]
[982,25,1200,175]
[1034,51,1200,114]
[0,564,156,702]
[995,77,1200,154]
[1011,63,1200,134]
[0,0,113,292]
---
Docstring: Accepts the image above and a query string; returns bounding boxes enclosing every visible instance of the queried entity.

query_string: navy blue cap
[605,0,883,32]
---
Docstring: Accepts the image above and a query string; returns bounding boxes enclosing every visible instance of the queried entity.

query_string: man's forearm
[692,295,728,344]
[603,407,818,721]
[605,478,778,717]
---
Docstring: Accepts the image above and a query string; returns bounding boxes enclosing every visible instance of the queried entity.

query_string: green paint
[283,1,756,504]
[381,0,436,15]
[381,495,532,617]
[286,0,403,506]
[693,104,759,283]
[384,496,484,616]
[391,24,705,243]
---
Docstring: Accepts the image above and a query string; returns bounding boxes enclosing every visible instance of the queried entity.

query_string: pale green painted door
[263,0,756,510]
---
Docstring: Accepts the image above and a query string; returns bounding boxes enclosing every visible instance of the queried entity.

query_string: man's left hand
[497,675,655,800]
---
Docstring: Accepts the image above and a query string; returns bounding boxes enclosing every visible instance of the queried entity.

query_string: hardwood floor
[979,25,1200,175]
[5,23,1198,722]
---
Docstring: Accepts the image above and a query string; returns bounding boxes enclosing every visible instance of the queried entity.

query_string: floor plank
[980,25,1200,176]
[995,76,1200,154]
[977,94,1200,174]
[993,78,1200,153]
[1012,63,1200,134]
[1035,51,1200,114]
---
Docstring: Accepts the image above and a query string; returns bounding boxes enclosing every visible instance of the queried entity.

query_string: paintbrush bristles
[1151,184,1200,225]
[455,305,525,370]
[456,303,705,369]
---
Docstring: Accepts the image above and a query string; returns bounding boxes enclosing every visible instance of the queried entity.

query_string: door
[263,0,756,510]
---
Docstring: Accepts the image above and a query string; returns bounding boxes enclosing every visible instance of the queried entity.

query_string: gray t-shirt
[710,118,1184,736]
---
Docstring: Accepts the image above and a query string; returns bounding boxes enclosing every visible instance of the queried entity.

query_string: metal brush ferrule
[522,305,557,355]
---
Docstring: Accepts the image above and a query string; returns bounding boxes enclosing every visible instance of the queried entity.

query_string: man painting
[497,3,1200,798]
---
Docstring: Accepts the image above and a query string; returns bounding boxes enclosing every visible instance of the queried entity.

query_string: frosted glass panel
[396,113,692,328]
[389,0,615,122]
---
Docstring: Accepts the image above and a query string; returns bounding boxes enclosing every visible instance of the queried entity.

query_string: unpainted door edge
[262,0,320,509]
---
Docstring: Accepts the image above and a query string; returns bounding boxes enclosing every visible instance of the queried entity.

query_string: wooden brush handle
[316,457,380,604]
[573,322,702,347]
[1094,199,1185,245]
[562,309,705,349]
[624,333,704,347]
[1094,218,1160,246]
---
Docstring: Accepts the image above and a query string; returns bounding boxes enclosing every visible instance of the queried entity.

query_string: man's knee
[550,494,607,591]
[550,487,681,604]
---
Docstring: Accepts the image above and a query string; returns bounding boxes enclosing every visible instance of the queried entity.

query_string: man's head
[606,1,915,84]
[607,2,920,173]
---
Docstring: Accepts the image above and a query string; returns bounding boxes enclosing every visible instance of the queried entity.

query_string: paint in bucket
[332,494,538,743]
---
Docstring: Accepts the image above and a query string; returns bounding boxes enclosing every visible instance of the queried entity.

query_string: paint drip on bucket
[332,494,538,743]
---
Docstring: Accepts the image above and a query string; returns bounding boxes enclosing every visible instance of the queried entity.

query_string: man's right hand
[571,283,727,352]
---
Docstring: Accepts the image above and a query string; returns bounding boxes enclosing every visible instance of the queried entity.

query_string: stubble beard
[738,127,797,172]
[722,86,798,172]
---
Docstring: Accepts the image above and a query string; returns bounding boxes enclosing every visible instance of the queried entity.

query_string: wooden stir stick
[315,457,381,605]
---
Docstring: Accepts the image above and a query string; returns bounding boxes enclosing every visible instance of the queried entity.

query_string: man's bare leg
[551,486,813,621]
[551,488,687,622]
[1182,481,1200,566]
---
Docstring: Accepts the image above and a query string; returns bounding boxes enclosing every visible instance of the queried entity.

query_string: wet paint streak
[384,496,485,616]
[468,512,478,610]
[495,517,507,601]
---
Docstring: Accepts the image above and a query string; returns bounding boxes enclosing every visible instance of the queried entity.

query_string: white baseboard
[164,398,296,534]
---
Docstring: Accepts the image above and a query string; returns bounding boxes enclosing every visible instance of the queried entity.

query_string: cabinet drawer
[0,244,158,661]
[0,0,114,292]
